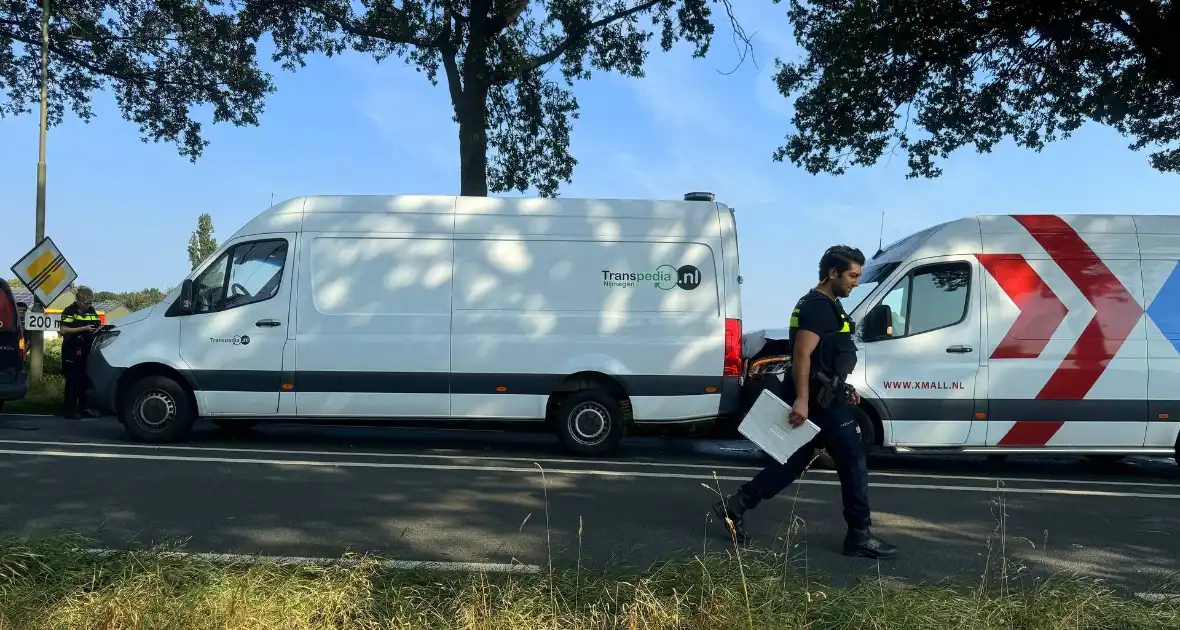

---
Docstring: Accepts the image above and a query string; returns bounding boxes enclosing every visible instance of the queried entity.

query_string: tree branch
[0,26,232,93]
[508,0,662,80]
[1099,5,1180,86]
[278,0,435,48]
[437,8,465,105]
[487,0,528,33]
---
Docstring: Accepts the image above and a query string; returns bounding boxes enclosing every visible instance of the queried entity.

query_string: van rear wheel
[554,389,626,456]
[120,375,195,443]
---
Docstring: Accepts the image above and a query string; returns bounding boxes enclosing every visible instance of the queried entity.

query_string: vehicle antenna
[875,211,885,258]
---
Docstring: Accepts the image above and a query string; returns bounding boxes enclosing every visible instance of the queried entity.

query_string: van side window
[193,255,229,314]
[875,261,970,338]
[192,239,289,314]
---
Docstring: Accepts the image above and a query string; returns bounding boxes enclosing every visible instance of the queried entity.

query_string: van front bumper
[86,351,123,416]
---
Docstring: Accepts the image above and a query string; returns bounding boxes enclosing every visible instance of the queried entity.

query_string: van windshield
[843,262,898,315]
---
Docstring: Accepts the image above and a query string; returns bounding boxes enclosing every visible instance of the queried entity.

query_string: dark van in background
[0,282,28,411]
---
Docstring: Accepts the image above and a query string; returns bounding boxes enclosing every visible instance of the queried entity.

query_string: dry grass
[0,534,1177,630]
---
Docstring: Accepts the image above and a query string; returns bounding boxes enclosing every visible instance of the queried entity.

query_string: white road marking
[2,447,1179,500]
[79,548,539,573]
[0,438,1175,490]
[0,413,52,417]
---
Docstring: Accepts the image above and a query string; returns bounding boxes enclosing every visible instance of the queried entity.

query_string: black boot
[711,490,755,545]
[842,527,898,559]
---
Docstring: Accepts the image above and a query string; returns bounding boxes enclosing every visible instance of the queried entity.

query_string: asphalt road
[1,413,1178,594]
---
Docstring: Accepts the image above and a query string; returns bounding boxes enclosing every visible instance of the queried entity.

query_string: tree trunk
[457,91,490,197]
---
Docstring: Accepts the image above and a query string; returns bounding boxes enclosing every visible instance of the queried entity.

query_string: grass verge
[1,535,1177,629]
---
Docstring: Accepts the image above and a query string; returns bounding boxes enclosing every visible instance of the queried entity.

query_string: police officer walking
[711,245,897,559]
[58,286,101,419]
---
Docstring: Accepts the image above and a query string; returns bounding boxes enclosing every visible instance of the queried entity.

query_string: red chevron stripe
[1013,215,1143,400]
[996,420,1065,447]
[975,254,1067,359]
[997,215,1143,446]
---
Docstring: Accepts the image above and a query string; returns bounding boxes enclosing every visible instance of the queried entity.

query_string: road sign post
[10,237,77,381]
[29,0,51,381]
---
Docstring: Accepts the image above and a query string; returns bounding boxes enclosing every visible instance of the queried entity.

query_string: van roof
[230,194,732,240]
[872,213,1180,265]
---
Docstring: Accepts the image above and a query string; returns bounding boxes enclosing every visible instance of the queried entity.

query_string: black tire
[120,375,195,443]
[212,418,258,435]
[553,388,626,456]
[852,405,876,454]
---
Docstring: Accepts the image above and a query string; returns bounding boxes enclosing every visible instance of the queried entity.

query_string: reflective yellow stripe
[789,316,799,327]
[840,321,851,333]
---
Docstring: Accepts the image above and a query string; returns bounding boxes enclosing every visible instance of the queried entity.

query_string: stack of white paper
[737,389,822,464]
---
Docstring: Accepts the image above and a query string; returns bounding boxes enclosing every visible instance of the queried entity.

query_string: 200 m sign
[24,313,61,331]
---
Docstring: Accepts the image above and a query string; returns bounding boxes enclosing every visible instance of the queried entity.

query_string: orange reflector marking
[1159,413,1170,420]
[496,386,508,392]
[705,386,717,393]
[282,384,294,390]
[974,412,987,419]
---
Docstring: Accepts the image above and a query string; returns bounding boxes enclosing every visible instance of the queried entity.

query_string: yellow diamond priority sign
[10,236,77,308]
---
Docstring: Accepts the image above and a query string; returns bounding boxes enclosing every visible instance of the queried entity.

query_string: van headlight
[92,329,120,352]
[747,355,790,379]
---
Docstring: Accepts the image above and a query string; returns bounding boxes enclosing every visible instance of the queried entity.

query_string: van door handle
[255,319,281,328]
[946,345,973,353]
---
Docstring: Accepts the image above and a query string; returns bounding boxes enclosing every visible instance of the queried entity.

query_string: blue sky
[1,2,1177,332]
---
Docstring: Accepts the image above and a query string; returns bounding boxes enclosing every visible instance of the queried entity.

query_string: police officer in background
[58,286,100,419]
[15,301,31,351]
[711,245,897,559]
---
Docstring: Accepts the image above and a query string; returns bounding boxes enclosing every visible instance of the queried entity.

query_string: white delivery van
[742,213,1180,466]
[86,193,744,455]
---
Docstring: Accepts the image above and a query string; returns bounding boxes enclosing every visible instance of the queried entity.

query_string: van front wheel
[554,389,626,456]
[120,375,195,443]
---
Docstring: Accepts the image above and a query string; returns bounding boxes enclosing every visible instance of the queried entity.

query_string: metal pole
[29,0,50,382]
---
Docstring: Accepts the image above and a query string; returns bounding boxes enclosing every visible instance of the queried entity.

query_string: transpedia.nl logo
[601,265,701,290]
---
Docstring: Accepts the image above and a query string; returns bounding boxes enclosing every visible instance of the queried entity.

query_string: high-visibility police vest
[60,303,101,357]
[788,289,859,380]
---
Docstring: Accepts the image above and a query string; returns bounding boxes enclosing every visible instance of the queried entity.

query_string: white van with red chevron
[84,193,744,456]
[748,214,1180,466]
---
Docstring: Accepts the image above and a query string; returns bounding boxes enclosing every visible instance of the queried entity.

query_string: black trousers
[739,393,872,530]
[61,354,88,414]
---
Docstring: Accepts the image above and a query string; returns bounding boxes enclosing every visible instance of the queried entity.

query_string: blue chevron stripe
[1147,259,1180,354]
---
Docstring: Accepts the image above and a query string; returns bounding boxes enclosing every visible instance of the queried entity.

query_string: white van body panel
[89,194,743,430]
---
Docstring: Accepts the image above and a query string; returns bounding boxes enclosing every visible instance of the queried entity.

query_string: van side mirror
[861,304,894,341]
[165,279,196,318]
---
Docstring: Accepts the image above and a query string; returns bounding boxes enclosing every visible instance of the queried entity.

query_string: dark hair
[818,245,866,282]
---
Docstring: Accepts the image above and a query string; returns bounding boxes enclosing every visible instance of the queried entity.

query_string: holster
[813,372,853,410]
